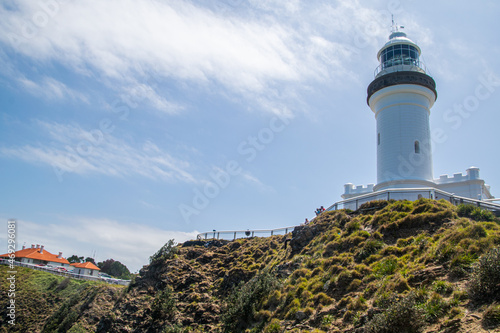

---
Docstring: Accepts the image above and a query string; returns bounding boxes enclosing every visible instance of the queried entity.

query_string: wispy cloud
[0,0,390,115]
[0,120,197,183]
[0,216,198,272]
[18,76,89,102]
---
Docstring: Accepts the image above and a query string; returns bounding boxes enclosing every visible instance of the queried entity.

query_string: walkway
[197,188,500,241]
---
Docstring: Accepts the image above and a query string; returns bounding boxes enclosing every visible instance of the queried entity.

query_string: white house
[0,244,71,268]
[70,261,100,276]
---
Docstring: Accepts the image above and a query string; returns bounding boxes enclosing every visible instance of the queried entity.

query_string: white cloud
[241,171,274,193]
[18,76,88,102]
[0,120,197,183]
[0,216,198,273]
[0,0,387,115]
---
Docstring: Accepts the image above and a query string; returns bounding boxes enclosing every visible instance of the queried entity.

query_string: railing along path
[197,188,500,241]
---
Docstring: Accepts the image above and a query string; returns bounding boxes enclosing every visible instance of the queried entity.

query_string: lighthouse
[340,24,495,208]
[367,26,437,191]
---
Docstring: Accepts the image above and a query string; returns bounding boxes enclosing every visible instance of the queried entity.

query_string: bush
[423,293,449,323]
[355,240,385,262]
[372,256,398,277]
[313,292,333,306]
[162,325,191,333]
[432,280,453,295]
[151,287,176,320]
[55,278,71,291]
[365,292,425,333]
[150,239,179,264]
[321,314,334,329]
[358,200,393,213]
[263,318,281,333]
[221,270,279,332]
[457,204,497,222]
[468,247,500,301]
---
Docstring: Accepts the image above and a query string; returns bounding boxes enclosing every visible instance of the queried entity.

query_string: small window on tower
[415,140,420,154]
[378,133,380,145]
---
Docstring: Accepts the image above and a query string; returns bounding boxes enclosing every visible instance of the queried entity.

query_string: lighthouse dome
[374,30,426,78]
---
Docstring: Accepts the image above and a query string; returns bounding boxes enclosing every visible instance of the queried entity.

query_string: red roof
[70,261,100,270]
[0,247,70,265]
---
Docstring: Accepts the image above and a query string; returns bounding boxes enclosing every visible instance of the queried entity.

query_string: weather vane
[391,14,404,33]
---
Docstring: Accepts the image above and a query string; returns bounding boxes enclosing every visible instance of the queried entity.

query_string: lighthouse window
[381,45,419,69]
[378,133,380,145]
[415,141,420,154]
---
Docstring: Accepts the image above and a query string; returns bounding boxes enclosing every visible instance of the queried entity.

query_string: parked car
[56,267,68,272]
[99,273,113,281]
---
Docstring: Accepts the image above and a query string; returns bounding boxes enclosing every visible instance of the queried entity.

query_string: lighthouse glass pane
[409,46,419,61]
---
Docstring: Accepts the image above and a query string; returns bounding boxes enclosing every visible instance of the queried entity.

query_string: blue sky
[1,0,499,272]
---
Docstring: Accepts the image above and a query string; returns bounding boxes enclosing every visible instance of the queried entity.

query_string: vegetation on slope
[0,266,124,333]
[2,199,500,333]
[117,199,500,333]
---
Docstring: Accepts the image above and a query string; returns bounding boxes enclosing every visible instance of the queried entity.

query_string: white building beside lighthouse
[339,27,496,210]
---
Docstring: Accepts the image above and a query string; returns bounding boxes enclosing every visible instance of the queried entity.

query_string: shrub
[263,319,281,333]
[321,314,334,329]
[355,240,385,262]
[391,274,410,293]
[396,237,414,247]
[55,278,71,291]
[432,280,453,295]
[347,279,362,291]
[449,252,476,276]
[254,309,272,322]
[448,307,463,319]
[423,293,448,323]
[291,268,311,280]
[67,324,87,333]
[347,295,367,311]
[451,290,468,303]
[265,290,281,308]
[468,247,500,301]
[457,204,497,222]
[372,256,398,277]
[346,220,361,234]
[313,292,333,306]
[365,292,425,333]
[151,287,176,320]
[337,270,362,289]
[221,270,279,332]
[483,304,500,328]
[162,325,191,333]
[150,239,179,264]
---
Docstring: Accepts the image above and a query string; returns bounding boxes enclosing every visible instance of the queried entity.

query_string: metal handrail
[196,225,299,241]
[0,259,130,286]
[374,59,427,77]
[197,188,500,242]
[327,187,500,212]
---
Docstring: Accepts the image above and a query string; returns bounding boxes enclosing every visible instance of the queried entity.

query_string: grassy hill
[2,198,500,332]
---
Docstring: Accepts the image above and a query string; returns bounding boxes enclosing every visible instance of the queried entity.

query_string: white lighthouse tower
[340,24,496,210]
[367,26,437,191]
